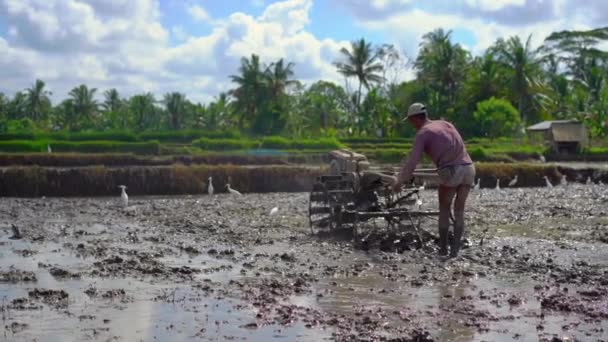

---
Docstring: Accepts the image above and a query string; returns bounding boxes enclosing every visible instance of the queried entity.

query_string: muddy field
[1,184,608,341]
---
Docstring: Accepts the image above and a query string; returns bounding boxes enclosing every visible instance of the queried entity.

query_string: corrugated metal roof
[526,120,578,131]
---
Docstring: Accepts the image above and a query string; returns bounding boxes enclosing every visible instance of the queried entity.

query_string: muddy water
[1,185,608,341]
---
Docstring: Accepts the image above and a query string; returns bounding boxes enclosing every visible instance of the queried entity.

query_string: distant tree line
[0,27,607,139]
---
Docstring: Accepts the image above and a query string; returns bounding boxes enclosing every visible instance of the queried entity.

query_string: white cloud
[464,0,525,12]
[171,26,189,41]
[0,0,347,104]
[187,4,211,23]
[353,3,596,61]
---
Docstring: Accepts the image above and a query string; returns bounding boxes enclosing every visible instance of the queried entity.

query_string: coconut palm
[8,91,28,120]
[334,38,384,112]
[68,84,98,129]
[265,58,297,98]
[163,92,186,130]
[25,79,52,121]
[415,29,469,114]
[102,89,122,113]
[129,93,157,131]
[204,92,231,130]
[230,54,265,129]
[492,34,544,122]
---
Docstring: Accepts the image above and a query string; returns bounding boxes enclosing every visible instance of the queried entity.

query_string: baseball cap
[403,103,427,121]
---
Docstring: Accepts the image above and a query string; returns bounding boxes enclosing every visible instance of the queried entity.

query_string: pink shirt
[398,120,472,183]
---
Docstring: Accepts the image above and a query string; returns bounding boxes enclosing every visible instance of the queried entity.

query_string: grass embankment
[0,153,328,167]
[0,140,161,155]
[0,165,323,197]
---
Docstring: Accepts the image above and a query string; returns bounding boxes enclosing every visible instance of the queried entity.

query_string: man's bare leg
[451,184,471,257]
[438,185,457,256]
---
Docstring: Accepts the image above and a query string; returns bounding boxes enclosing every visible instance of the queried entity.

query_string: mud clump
[180,245,200,254]
[8,322,29,334]
[279,253,296,262]
[8,298,42,311]
[0,268,37,283]
[28,288,69,308]
[540,289,608,319]
[49,267,81,279]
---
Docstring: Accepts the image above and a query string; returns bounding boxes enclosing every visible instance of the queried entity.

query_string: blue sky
[0,0,606,103]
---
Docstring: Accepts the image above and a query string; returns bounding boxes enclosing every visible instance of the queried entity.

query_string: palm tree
[334,38,384,112]
[68,84,98,129]
[265,59,297,98]
[492,34,543,122]
[163,92,186,130]
[102,89,122,113]
[0,92,7,120]
[54,99,77,131]
[415,29,469,114]
[8,91,28,120]
[464,52,504,106]
[230,54,265,129]
[204,92,230,130]
[26,79,52,121]
[130,93,157,131]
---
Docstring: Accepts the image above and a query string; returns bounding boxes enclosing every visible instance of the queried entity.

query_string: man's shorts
[437,164,476,187]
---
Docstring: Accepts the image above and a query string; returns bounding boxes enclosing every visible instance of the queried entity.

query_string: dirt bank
[1,162,607,197]
[1,184,608,341]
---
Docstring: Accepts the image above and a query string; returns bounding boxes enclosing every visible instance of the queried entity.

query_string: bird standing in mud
[508,175,518,187]
[561,175,568,186]
[118,185,128,208]
[544,176,553,188]
[495,178,500,190]
[474,178,480,190]
[270,207,279,216]
[207,177,214,195]
[586,176,592,185]
[47,144,52,153]
[226,183,242,196]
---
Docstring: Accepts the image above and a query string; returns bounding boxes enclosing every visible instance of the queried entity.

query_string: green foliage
[140,129,240,143]
[51,131,138,142]
[0,140,46,153]
[195,137,257,151]
[0,118,38,133]
[472,97,522,138]
[49,140,160,154]
[0,140,159,154]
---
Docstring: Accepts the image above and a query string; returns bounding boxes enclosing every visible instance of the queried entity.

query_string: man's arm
[396,132,426,186]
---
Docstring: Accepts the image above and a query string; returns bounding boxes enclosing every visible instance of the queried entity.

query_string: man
[392,103,475,257]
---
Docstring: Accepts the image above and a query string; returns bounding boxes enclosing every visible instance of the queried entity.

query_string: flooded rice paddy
[1,183,608,341]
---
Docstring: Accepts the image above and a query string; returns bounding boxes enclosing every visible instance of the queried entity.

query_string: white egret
[226,183,242,196]
[495,178,500,191]
[118,185,128,207]
[560,175,568,186]
[270,207,279,216]
[586,176,592,185]
[208,177,214,195]
[473,178,480,190]
[544,176,553,188]
[47,144,52,153]
[418,181,426,192]
[415,199,423,211]
[508,175,518,187]
[539,155,546,163]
